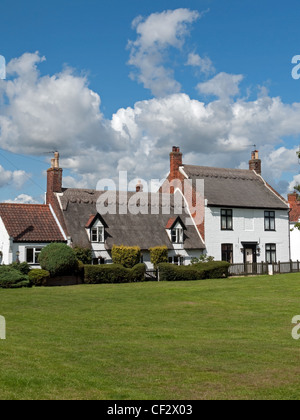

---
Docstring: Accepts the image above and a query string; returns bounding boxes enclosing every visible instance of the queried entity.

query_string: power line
[0,149,46,193]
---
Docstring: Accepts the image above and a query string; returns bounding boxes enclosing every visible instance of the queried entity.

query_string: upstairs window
[264,211,275,231]
[91,226,105,243]
[171,227,183,244]
[221,209,233,230]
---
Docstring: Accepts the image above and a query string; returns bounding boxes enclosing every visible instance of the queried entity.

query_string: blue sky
[1,0,300,202]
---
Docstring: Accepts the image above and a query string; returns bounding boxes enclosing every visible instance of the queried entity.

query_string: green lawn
[1,274,300,400]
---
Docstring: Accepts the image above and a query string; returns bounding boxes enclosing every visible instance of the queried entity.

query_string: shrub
[158,263,205,282]
[38,243,78,277]
[10,261,31,275]
[28,269,51,287]
[84,263,145,284]
[73,247,92,265]
[158,261,230,282]
[191,255,215,264]
[128,264,146,283]
[0,266,30,288]
[193,261,230,279]
[149,246,168,268]
[111,245,141,268]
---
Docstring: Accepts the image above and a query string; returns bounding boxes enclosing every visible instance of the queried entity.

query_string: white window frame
[91,226,105,243]
[26,247,43,265]
[171,227,184,244]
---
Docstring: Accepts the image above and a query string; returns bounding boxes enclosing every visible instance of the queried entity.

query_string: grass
[1,273,300,400]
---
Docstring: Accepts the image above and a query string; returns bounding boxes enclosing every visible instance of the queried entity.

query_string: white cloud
[4,194,40,204]
[0,165,28,189]
[197,72,244,100]
[186,53,215,76]
[2,50,300,197]
[128,9,200,96]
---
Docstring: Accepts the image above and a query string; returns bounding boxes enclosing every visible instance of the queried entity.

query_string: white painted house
[0,203,67,266]
[288,192,300,261]
[162,147,290,264]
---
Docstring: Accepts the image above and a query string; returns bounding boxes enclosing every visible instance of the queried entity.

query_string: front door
[245,248,253,264]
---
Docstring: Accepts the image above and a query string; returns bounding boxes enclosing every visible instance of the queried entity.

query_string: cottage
[162,147,290,264]
[0,203,66,266]
[46,153,205,268]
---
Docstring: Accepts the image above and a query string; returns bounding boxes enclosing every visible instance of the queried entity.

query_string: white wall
[290,222,300,261]
[205,206,290,263]
[0,217,12,265]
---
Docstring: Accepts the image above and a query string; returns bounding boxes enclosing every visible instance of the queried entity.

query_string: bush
[28,269,51,287]
[192,261,230,279]
[111,245,141,268]
[158,261,230,282]
[10,261,31,275]
[84,263,145,284]
[149,246,168,268]
[158,263,205,282]
[73,247,92,265]
[38,243,78,277]
[0,266,30,288]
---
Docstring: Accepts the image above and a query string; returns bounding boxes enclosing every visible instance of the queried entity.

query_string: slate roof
[182,165,288,210]
[57,189,204,250]
[0,204,66,243]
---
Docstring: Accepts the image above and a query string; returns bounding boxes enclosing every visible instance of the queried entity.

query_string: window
[171,227,183,243]
[221,209,233,230]
[92,257,106,265]
[266,244,276,263]
[221,244,233,264]
[91,226,105,243]
[26,247,43,265]
[168,256,184,265]
[265,211,275,231]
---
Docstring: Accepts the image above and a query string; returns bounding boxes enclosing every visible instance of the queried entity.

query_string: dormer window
[85,214,107,244]
[91,226,104,243]
[166,217,185,244]
[171,227,183,244]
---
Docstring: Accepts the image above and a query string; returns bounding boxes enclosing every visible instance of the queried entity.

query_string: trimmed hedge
[111,245,141,268]
[84,263,145,284]
[158,261,230,282]
[149,246,168,268]
[28,269,51,287]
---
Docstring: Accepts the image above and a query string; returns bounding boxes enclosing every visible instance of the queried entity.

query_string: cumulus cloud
[186,52,215,76]
[4,194,40,204]
[0,52,118,157]
[128,9,200,96]
[197,72,244,100]
[2,41,300,197]
[0,165,28,189]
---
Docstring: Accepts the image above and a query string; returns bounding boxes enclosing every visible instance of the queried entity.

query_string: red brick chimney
[288,192,298,204]
[249,150,262,175]
[170,146,183,179]
[46,152,62,203]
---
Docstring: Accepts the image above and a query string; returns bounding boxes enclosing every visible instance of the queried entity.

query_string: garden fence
[229,261,300,276]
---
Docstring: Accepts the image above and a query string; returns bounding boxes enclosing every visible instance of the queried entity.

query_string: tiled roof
[0,204,66,243]
[182,165,288,210]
